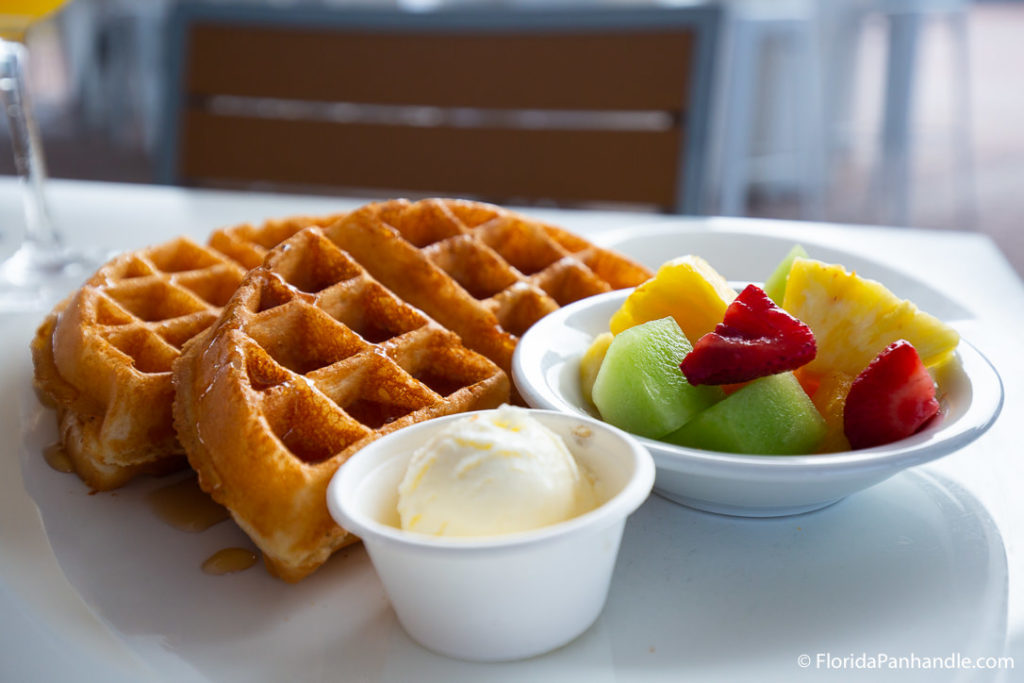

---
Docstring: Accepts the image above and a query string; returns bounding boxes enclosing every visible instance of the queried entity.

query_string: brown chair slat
[180,110,682,207]
[185,24,695,112]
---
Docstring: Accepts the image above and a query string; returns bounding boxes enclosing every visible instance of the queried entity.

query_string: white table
[2,178,1021,682]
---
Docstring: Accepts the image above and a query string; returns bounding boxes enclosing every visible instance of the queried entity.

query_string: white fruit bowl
[512,289,1004,517]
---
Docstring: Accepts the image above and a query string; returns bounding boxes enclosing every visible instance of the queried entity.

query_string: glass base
[0,241,107,313]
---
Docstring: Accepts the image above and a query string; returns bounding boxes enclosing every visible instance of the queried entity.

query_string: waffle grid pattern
[173,227,510,580]
[325,198,653,376]
[31,215,342,490]
[241,229,507,464]
[85,238,245,368]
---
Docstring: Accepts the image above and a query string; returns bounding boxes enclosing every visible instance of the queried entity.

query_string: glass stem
[0,38,59,250]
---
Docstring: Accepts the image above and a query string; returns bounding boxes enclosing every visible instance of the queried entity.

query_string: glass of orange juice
[1,1,68,41]
[0,0,103,311]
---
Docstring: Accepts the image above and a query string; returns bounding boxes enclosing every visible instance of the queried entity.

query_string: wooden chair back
[160,4,720,213]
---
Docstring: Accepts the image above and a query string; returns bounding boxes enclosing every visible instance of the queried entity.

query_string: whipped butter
[397,405,597,536]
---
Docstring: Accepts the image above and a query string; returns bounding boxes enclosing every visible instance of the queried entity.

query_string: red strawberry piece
[843,340,940,449]
[680,284,817,385]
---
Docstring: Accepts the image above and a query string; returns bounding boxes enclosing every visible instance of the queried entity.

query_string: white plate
[9,385,1013,682]
[0,228,1009,681]
[512,268,1003,518]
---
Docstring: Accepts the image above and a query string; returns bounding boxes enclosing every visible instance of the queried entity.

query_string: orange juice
[0,0,67,41]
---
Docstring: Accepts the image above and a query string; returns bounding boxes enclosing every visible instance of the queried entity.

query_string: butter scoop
[397,405,597,536]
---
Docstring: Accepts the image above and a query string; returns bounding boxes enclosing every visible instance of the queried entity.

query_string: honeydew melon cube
[764,244,809,305]
[591,317,724,439]
[662,372,826,455]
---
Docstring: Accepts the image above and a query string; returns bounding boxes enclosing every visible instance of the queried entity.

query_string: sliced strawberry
[680,284,817,385]
[843,340,940,449]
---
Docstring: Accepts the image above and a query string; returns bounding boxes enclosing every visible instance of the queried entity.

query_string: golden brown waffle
[31,213,345,491]
[31,197,648,580]
[172,227,510,581]
[208,213,347,270]
[325,198,653,377]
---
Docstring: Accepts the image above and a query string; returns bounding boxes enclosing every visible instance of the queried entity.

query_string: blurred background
[2,0,1022,276]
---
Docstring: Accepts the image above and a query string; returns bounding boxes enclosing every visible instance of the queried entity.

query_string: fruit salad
[580,248,961,454]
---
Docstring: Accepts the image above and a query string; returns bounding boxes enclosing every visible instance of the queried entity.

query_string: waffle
[208,213,347,270]
[30,213,345,491]
[31,197,649,580]
[324,198,653,377]
[172,227,511,581]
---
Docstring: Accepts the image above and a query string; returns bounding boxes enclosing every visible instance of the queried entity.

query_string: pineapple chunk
[810,370,854,453]
[579,332,613,404]
[782,258,960,377]
[609,255,737,342]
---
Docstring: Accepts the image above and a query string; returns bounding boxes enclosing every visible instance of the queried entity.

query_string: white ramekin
[326,408,654,662]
